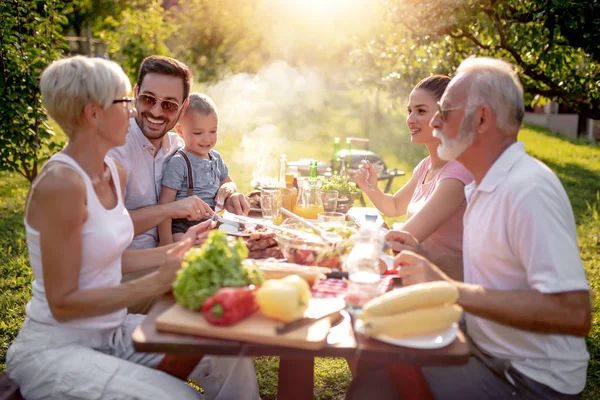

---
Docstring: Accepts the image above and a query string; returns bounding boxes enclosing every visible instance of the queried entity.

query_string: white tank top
[25,153,134,330]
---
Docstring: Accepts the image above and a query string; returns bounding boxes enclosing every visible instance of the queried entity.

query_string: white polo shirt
[108,118,184,249]
[463,142,589,395]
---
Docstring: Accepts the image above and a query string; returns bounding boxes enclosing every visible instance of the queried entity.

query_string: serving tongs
[226,213,325,242]
[279,208,342,244]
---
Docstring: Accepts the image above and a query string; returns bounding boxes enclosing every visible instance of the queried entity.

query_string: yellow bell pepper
[256,275,312,322]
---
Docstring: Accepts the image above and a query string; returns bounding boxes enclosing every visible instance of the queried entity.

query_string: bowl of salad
[274,219,357,270]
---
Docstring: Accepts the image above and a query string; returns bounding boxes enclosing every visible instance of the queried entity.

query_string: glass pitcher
[295,178,324,220]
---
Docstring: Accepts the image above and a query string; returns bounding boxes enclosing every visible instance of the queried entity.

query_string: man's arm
[457,284,591,337]
[395,251,592,337]
[129,203,172,237]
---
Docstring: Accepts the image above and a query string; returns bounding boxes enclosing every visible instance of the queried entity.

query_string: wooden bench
[0,374,23,400]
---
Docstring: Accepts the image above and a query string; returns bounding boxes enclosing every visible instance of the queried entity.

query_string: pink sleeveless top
[406,157,473,257]
[24,153,134,330]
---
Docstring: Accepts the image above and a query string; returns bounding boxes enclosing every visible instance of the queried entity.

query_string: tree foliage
[167,0,269,82]
[352,0,600,117]
[94,0,172,83]
[0,0,67,182]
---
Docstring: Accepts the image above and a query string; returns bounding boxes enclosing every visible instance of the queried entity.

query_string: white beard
[434,112,476,161]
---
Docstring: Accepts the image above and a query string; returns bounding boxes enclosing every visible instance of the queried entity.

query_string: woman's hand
[155,239,192,292]
[181,219,215,247]
[354,160,377,190]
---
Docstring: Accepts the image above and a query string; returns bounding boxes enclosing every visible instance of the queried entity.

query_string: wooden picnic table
[133,295,470,400]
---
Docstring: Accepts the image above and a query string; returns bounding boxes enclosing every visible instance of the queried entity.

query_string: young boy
[158,93,236,245]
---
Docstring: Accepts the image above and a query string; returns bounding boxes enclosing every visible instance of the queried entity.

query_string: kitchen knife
[275,305,345,335]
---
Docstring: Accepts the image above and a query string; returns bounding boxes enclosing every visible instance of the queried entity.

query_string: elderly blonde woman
[5,56,259,400]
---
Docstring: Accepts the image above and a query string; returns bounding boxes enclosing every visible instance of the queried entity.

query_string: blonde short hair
[185,93,218,118]
[456,57,525,134]
[40,56,131,137]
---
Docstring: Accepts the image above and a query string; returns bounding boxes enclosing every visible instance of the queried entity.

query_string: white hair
[40,56,131,137]
[456,57,525,134]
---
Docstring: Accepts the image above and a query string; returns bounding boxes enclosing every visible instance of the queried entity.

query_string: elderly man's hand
[224,192,250,215]
[385,230,427,256]
[215,182,237,209]
[181,219,215,247]
[393,250,452,286]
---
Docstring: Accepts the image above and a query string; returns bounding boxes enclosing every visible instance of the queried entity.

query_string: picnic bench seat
[0,374,23,400]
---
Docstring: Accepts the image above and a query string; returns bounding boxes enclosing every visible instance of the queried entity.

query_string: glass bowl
[274,219,357,270]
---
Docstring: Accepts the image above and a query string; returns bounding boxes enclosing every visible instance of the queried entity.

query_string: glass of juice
[261,187,281,220]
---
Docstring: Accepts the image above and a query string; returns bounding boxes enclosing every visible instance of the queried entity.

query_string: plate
[354,320,458,349]
[218,223,251,237]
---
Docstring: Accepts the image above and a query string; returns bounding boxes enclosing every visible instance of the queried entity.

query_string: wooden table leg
[346,357,358,378]
[157,354,205,380]
[277,357,314,400]
[386,363,434,400]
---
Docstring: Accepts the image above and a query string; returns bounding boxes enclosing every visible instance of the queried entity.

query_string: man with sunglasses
[348,57,591,399]
[109,55,249,252]
[108,55,260,400]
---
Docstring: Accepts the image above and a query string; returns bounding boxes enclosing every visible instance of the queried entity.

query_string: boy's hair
[137,55,193,100]
[413,75,451,101]
[185,93,218,118]
[40,55,131,137]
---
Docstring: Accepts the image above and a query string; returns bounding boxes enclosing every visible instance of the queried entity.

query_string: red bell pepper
[202,286,258,326]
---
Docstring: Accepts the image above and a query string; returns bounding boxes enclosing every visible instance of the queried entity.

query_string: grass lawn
[1,123,599,399]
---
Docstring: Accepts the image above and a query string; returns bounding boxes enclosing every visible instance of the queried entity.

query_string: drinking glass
[320,190,339,213]
[261,187,281,220]
[317,212,345,225]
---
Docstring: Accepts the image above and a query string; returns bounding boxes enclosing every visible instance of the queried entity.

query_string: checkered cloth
[311,275,395,299]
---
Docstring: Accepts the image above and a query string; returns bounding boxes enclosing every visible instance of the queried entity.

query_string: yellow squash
[361,304,463,338]
[359,281,458,319]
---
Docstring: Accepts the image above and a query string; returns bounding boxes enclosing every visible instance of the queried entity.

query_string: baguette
[247,260,331,286]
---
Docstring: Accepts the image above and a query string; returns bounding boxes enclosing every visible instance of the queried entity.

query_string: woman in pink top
[355,76,473,271]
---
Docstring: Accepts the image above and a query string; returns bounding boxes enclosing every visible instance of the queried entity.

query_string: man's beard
[135,111,178,141]
[434,111,476,161]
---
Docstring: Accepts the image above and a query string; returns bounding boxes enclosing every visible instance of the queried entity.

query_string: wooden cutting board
[156,297,346,350]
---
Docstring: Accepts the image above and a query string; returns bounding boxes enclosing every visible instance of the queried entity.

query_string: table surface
[133,295,470,367]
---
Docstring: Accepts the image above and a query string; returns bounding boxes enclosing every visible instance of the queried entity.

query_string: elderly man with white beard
[347,57,591,399]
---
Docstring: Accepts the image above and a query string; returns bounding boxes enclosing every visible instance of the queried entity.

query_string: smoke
[200,61,326,180]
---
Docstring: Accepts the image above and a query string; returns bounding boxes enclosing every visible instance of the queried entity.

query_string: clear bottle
[273,155,288,225]
[332,137,341,175]
[278,154,287,188]
[345,214,384,309]
[345,138,352,171]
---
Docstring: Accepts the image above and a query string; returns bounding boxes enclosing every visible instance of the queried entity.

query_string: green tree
[168,0,269,82]
[95,0,172,82]
[0,0,67,182]
[353,0,600,119]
